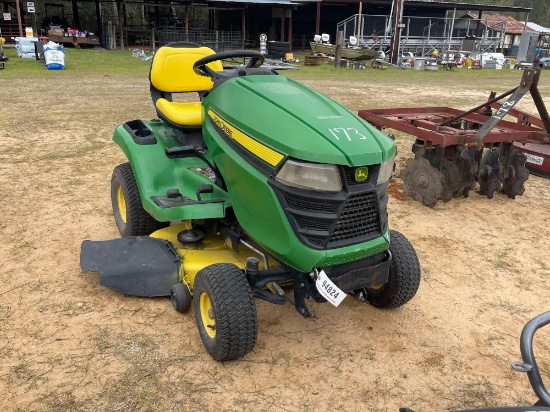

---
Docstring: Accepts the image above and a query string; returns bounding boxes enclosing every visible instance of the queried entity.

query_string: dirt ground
[1,58,549,411]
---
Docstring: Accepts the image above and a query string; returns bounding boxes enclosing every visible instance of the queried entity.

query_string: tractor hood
[203,74,394,167]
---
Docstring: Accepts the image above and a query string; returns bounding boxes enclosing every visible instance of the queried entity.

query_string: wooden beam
[281,12,285,42]
[15,0,22,37]
[288,9,292,51]
[71,0,80,29]
[334,30,343,68]
[315,2,320,35]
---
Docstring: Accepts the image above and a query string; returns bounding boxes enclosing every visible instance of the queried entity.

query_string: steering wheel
[193,50,265,78]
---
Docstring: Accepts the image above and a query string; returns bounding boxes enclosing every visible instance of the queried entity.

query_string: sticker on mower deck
[315,270,346,307]
[525,153,544,166]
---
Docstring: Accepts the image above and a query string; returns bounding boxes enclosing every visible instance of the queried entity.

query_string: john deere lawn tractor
[80,42,421,361]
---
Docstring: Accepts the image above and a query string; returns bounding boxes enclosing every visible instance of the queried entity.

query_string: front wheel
[367,230,421,308]
[193,263,258,361]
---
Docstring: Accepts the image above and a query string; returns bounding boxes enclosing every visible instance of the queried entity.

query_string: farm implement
[80,43,421,361]
[358,68,550,207]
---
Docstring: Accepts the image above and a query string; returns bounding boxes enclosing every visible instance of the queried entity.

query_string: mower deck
[81,224,272,297]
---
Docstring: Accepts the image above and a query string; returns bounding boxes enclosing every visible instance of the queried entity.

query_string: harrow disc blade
[440,158,461,202]
[400,157,443,208]
[502,150,529,199]
[440,147,477,202]
[459,147,478,198]
[478,150,501,199]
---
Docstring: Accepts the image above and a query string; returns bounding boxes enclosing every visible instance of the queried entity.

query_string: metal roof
[322,0,531,14]
[527,22,550,33]
[409,0,531,13]
[208,0,320,4]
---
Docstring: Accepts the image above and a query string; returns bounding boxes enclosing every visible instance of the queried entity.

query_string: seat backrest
[149,42,222,93]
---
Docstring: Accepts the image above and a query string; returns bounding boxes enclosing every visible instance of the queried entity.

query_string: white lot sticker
[315,270,346,307]
[525,153,544,166]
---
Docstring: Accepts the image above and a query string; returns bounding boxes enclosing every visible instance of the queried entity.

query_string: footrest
[151,194,224,208]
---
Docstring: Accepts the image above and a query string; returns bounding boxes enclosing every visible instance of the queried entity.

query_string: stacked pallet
[304,55,328,66]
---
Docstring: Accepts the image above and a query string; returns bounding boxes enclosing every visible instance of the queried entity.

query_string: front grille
[284,196,338,214]
[270,171,385,251]
[306,237,324,247]
[295,218,330,232]
[329,192,380,246]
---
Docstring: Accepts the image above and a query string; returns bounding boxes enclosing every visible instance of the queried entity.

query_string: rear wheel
[110,163,168,236]
[367,230,421,308]
[193,263,258,361]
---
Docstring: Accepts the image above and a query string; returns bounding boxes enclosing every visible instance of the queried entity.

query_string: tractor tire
[367,230,421,308]
[111,163,169,237]
[193,263,258,361]
[171,282,192,313]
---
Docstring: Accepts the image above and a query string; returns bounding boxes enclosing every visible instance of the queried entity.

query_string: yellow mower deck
[151,224,272,290]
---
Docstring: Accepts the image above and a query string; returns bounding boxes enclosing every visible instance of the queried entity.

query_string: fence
[155,27,249,51]
[337,14,507,56]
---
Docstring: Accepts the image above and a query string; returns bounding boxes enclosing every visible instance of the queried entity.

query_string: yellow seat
[149,42,223,129]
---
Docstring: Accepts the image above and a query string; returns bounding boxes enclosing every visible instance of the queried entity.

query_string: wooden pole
[242,8,245,43]
[71,0,80,29]
[447,8,456,54]
[15,0,23,37]
[280,12,285,42]
[31,12,37,37]
[357,2,362,40]
[119,2,124,50]
[288,9,292,51]
[95,0,103,46]
[315,2,320,35]
[388,0,404,65]
[334,30,343,68]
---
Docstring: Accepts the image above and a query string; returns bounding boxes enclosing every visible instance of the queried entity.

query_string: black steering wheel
[193,50,265,79]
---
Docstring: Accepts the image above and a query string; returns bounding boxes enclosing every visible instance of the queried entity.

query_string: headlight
[275,160,342,192]
[377,156,395,185]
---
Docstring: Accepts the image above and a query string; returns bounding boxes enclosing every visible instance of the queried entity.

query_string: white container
[17,51,36,59]
[413,58,426,70]
[44,49,65,70]
[25,27,33,37]
[15,36,38,46]
[15,37,38,58]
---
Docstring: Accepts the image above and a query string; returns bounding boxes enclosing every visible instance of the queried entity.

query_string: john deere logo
[355,167,368,182]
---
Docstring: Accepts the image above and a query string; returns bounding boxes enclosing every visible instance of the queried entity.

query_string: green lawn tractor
[80,42,421,361]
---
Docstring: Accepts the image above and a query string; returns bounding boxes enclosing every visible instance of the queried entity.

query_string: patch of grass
[11,360,31,379]
[94,326,112,352]
[486,299,527,316]
[1,47,151,80]
[38,391,82,412]
[420,352,445,369]
[450,378,498,410]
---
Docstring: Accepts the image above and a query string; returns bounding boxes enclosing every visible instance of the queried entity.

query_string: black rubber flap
[80,237,181,297]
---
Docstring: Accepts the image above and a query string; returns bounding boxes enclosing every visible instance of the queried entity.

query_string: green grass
[1,46,530,89]
[284,51,526,86]
[0,47,152,79]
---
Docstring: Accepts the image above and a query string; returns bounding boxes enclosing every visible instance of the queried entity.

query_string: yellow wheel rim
[371,283,384,290]
[116,185,127,224]
[199,292,216,338]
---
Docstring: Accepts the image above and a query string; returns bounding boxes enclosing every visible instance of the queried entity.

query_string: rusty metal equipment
[358,69,550,207]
